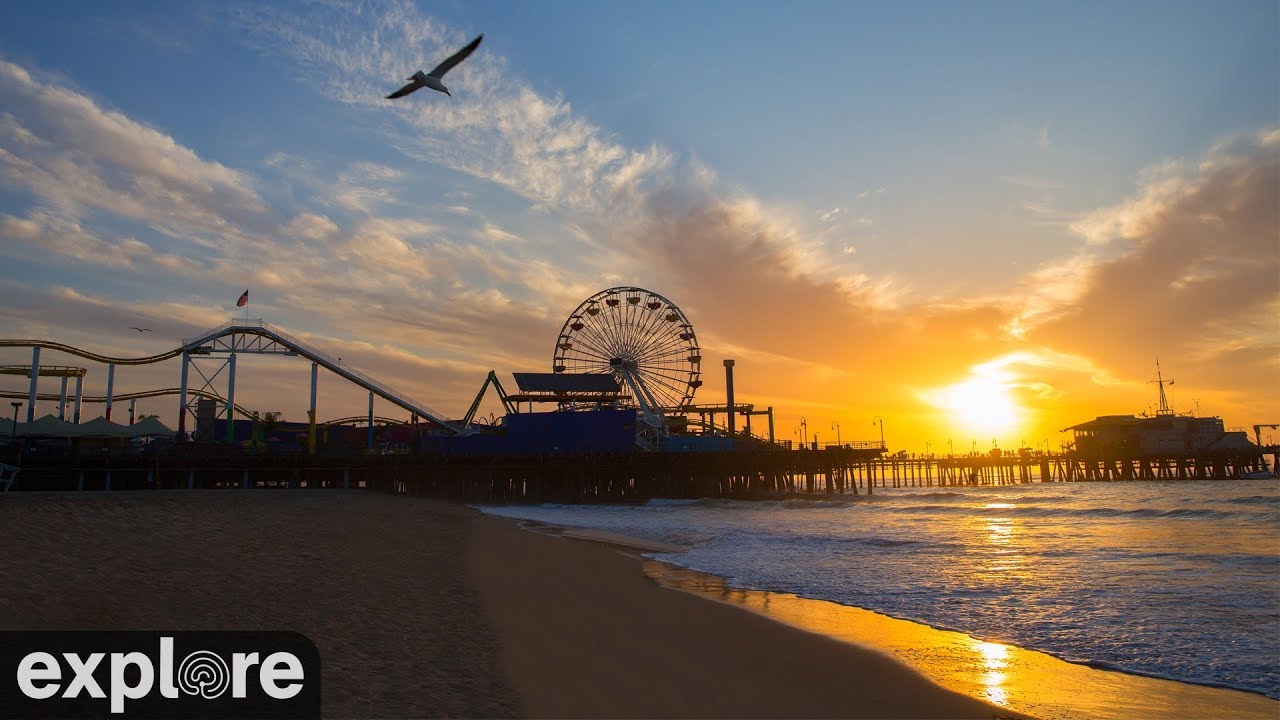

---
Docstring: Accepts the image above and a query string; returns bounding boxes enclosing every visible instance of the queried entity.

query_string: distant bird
[128,327,152,333]
[386,34,483,99]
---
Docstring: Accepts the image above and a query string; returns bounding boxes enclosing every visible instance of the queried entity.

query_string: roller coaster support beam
[73,375,82,424]
[768,406,775,444]
[367,392,375,449]
[58,376,68,420]
[178,351,189,440]
[462,370,516,427]
[27,347,39,421]
[226,353,237,443]
[309,362,318,456]
[105,363,115,421]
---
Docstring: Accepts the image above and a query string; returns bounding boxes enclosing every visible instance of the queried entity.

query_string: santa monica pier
[1,286,1275,500]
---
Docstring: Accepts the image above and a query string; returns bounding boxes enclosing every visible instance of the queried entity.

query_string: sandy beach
[0,491,517,718]
[2,490,1018,718]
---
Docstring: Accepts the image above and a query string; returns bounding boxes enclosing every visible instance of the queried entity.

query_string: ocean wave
[883,503,1244,520]
[857,536,925,548]
[890,491,968,501]
[780,498,861,509]
[1222,494,1280,505]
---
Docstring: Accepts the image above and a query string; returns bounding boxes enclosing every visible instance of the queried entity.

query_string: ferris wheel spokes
[552,286,701,414]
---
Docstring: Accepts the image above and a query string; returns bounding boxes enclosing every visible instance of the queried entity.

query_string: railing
[780,440,887,451]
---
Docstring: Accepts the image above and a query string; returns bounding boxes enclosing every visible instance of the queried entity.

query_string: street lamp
[10,401,22,443]
[831,420,841,447]
[925,441,931,457]
[797,417,808,447]
[948,438,953,456]
[872,416,885,450]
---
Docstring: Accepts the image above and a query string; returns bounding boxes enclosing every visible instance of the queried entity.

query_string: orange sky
[4,129,1275,452]
[0,4,1276,451]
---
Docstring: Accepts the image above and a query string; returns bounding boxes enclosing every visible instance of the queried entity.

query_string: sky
[0,0,1276,451]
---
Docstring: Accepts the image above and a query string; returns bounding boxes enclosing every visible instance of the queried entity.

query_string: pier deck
[2,444,1274,501]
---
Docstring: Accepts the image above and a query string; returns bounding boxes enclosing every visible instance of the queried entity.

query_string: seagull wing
[386,79,424,99]
[427,34,482,79]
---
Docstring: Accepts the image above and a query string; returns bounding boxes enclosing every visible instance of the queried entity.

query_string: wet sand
[469,515,1021,719]
[642,563,1280,720]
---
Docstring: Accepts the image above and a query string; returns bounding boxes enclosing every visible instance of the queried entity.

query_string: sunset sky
[1,0,1276,451]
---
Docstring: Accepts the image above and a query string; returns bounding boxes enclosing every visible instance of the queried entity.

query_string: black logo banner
[0,631,320,719]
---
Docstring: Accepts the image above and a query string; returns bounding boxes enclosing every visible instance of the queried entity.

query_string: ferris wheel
[553,287,702,413]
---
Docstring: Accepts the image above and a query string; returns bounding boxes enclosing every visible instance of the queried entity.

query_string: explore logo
[1,631,320,719]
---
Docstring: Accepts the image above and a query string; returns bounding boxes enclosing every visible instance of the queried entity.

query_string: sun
[928,374,1023,439]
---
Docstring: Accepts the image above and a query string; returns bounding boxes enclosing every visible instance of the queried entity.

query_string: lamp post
[10,401,22,443]
[925,441,931,457]
[948,438,953,456]
[831,420,841,447]
[872,416,885,450]
[796,417,808,448]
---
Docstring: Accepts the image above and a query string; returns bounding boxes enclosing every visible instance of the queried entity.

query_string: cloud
[332,162,405,214]
[819,207,845,223]
[0,209,205,274]
[0,59,263,241]
[280,213,340,241]
[235,1,673,217]
[1023,129,1279,404]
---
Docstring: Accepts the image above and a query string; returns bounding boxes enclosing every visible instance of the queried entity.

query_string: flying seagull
[386,34,483,99]
[128,327,152,332]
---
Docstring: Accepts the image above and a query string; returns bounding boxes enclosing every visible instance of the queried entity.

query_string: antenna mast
[1149,358,1175,416]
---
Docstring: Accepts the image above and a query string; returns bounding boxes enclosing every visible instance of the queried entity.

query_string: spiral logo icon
[177,650,230,699]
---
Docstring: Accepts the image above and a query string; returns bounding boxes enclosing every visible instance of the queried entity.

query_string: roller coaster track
[0,339,181,365]
[320,416,419,427]
[0,387,255,419]
[2,319,464,434]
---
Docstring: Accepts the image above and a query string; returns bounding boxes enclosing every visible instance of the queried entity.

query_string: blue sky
[0,0,1276,447]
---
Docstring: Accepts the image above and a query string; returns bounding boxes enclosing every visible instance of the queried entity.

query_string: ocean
[480,479,1280,703]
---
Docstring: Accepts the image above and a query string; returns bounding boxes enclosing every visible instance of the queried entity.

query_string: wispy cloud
[234,1,673,217]
[0,59,263,242]
[818,207,845,223]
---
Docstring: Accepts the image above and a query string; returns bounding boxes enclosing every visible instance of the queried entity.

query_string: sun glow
[923,369,1025,439]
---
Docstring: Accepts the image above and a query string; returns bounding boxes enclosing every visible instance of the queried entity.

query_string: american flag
[236,290,249,307]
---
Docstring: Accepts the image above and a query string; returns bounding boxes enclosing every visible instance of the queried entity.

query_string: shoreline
[480,513,1279,720]
[640,558,1279,720]
[470,512,1023,719]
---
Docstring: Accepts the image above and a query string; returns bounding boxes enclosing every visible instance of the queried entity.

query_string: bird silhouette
[128,327,152,332]
[387,34,483,99]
